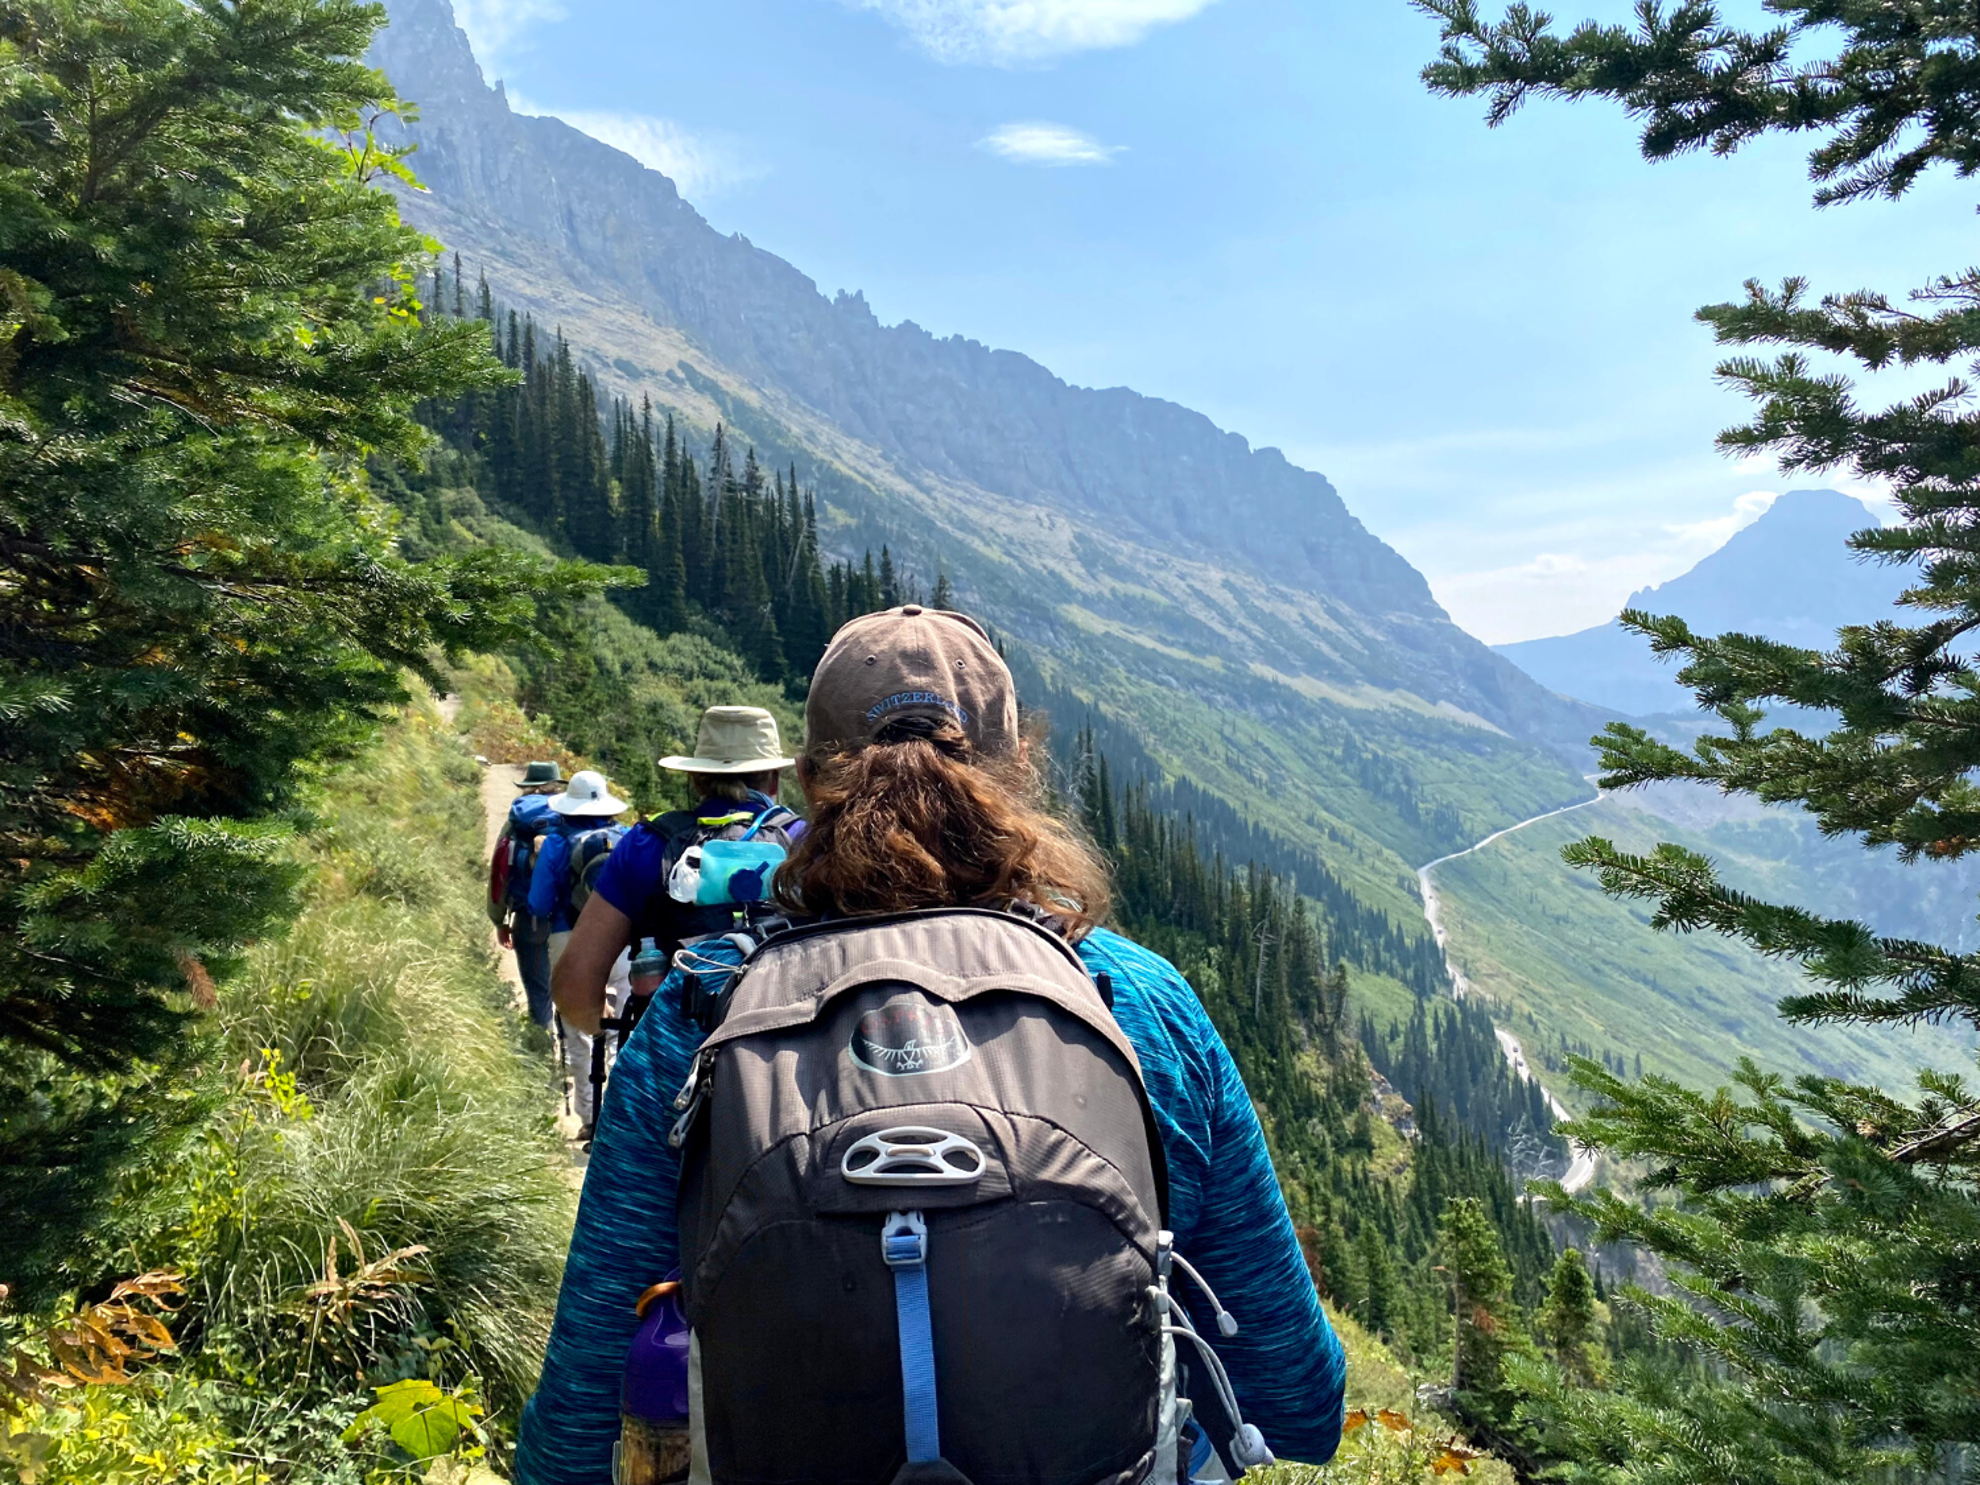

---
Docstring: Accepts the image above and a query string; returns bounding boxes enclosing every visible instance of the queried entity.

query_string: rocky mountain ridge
[374,0,1418,611]
[369,0,1602,758]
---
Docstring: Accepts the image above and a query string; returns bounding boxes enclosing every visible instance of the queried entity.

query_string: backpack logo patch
[850,1002,972,1078]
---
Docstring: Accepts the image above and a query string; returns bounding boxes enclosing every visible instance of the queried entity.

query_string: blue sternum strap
[882,1210,939,1463]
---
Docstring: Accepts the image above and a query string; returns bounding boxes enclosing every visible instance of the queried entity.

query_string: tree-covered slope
[363,0,1605,872]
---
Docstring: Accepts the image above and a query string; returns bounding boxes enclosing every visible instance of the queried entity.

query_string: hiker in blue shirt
[521,613,1345,1484]
[487,761,565,1030]
[529,769,630,939]
[530,769,630,1135]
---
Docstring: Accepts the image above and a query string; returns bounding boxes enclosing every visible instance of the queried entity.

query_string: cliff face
[368,0,1606,771]
[372,0,1429,613]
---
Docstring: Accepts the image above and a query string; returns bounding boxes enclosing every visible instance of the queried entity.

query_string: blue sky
[443,0,1968,644]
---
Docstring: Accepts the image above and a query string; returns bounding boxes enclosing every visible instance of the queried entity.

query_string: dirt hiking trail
[439,694,590,1166]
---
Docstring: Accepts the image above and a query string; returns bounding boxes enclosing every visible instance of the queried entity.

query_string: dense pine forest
[1071,734,1561,1365]
[402,262,919,688]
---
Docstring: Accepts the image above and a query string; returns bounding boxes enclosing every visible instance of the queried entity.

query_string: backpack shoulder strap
[740,803,800,841]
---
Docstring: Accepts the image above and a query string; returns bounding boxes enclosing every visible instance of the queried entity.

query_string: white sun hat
[548,769,628,817]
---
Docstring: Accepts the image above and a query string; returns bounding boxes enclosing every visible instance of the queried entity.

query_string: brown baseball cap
[806,606,1018,760]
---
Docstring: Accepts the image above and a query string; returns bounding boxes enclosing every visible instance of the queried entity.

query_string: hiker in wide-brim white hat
[549,769,628,817]
[659,706,797,775]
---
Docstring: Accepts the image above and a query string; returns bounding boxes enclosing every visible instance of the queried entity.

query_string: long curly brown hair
[775,717,1110,938]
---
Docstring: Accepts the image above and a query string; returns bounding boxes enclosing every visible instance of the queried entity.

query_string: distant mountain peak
[1496,489,1901,716]
[1622,488,1880,614]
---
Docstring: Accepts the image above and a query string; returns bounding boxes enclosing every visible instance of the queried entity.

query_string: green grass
[1429,793,1976,1099]
[6,699,576,1482]
[1252,1305,1518,1485]
[1346,967,1425,1042]
[205,701,574,1414]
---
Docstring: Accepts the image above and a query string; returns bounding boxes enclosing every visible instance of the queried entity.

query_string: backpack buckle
[881,1210,927,1269]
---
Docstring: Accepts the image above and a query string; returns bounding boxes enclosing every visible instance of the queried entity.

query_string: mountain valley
[368,0,1977,1109]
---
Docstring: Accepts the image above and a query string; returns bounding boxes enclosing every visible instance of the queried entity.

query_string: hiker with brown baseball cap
[519,606,1347,1485]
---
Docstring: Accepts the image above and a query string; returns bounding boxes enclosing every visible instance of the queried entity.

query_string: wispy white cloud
[1518,552,1590,578]
[1435,550,1670,646]
[980,121,1123,166]
[452,0,564,71]
[1663,488,1778,546]
[508,97,764,200]
[843,0,1218,64]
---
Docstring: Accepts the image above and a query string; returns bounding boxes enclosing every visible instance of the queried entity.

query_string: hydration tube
[671,943,744,981]
[1151,1246,1277,1476]
[1170,1250,1241,1339]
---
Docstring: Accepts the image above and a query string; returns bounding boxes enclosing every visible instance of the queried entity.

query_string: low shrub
[5,700,577,1480]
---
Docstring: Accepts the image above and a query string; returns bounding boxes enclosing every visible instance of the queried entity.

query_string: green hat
[517,760,564,788]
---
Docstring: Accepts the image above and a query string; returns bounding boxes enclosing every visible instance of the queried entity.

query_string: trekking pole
[588,1023,609,1134]
[585,941,669,1146]
[554,1015,572,1118]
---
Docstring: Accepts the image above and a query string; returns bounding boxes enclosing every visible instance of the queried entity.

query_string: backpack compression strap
[882,1211,941,1464]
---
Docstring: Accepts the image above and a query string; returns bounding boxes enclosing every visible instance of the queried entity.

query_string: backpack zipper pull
[668,1047,718,1147]
[672,1046,716,1112]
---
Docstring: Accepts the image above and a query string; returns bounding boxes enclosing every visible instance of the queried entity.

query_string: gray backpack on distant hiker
[666,908,1185,1485]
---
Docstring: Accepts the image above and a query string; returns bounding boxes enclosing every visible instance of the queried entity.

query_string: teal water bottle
[629,937,668,1001]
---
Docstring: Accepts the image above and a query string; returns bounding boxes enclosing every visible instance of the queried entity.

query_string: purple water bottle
[619,1272,691,1484]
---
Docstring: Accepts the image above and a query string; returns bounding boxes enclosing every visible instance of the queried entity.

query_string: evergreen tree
[933,568,956,610]
[0,0,600,1308]
[654,416,689,633]
[1537,1248,1601,1389]
[792,492,832,660]
[1418,2,1980,1474]
[1442,1198,1527,1425]
[1357,1221,1397,1342]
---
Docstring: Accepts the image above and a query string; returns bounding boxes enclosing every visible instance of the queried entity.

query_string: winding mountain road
[1417,793,1606,1195]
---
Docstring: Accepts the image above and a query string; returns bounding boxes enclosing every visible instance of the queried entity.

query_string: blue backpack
[503,794,558,912]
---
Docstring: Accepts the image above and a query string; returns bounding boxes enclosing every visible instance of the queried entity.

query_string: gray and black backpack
[666,908,1201,1485]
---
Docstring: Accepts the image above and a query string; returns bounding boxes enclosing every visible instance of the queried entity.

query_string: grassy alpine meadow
[1426,794,1978,1102]
[1,699,574,1483]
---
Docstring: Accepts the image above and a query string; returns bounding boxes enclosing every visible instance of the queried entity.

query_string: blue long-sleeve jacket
[513,926,1346,1483]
